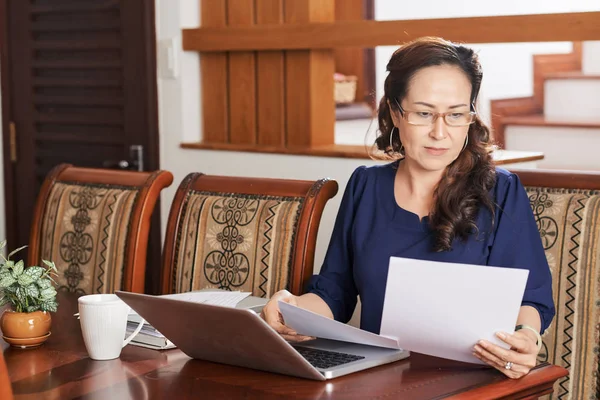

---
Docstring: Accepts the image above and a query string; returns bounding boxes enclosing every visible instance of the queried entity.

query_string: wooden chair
[161,173,338,297]
[511,168,600,400]
[0,350,13,400]
[28,164,173,295]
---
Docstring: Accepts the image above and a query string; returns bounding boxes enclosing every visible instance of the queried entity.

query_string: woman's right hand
[260,290,315,342]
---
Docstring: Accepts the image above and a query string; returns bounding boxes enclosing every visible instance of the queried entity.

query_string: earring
[461,135,469,152]
[389,126,404,155]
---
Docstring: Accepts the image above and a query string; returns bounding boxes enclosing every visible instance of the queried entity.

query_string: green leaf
[40,301,58,313]
[42,260,57,272]
[17,274,34,287]
[0,240,6,250]
[0,274,16,288]
[15,287,26,303]
[24,284,39,298]
[0,296,9,306]
[40,287,57,300]
[24,266,44,281]
[37,278,52,289]
[11,260,24,278]
[4,261,13,269]
[3,285,17,294]
[7,245,28,260]
[26,305,40,313]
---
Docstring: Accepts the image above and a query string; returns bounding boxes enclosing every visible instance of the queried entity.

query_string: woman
[261,37,554,379]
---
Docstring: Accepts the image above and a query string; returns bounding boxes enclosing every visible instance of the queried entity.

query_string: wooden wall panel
[334,0,365,102]
[227,0,257,145]
[284,0,335,147]
[256,0,285,147]
[200,0,228,143]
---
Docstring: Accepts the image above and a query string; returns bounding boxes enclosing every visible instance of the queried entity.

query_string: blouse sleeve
[487,172,555,334]
[304,167,364,323]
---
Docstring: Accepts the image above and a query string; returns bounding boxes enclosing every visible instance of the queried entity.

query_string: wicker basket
[334,74,358,105]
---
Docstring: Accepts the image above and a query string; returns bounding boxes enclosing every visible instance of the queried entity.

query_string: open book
[126,317,176,350]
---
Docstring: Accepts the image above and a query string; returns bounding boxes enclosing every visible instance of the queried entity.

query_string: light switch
[158,37,179,79]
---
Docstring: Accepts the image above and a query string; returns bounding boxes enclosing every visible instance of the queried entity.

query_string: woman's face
[390,65,472,173]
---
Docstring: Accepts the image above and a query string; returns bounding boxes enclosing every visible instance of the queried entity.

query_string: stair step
[504,125,600,171]
[544,71,600,79]
[583,41,600,75]
[503,114,600,128]
[544,78,600,120]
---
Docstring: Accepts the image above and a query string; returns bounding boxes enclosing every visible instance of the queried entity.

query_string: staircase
[493,41,600,171]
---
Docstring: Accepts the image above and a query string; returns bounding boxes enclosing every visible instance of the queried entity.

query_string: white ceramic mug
[78,294,145,361]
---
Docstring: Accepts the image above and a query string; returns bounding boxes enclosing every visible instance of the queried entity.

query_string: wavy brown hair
[374,37,497,252]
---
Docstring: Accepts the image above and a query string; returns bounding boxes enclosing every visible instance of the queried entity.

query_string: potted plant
[0,240,58,348]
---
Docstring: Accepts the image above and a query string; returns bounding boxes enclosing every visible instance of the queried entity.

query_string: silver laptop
[116,291,408,380]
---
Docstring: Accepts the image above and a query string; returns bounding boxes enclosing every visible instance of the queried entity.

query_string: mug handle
[123,317,145,348]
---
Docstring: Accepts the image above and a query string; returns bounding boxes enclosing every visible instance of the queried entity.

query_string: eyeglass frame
[392,98,477,127]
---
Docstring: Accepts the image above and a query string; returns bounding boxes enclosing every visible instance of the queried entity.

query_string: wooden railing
[182,3,600,158]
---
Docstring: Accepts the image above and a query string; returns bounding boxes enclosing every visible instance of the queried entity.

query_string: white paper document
[159,291,251,308]
[278,301,400,350]
[380,257,529,364]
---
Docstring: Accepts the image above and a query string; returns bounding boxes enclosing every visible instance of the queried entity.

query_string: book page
[279,302,401,350]
[380,257,528,364]
[159,291,251,307]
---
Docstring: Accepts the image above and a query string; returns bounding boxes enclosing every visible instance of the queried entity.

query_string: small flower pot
[1,310,52,348]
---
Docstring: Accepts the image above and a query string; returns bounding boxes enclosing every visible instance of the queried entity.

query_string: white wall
[375,0,600,124]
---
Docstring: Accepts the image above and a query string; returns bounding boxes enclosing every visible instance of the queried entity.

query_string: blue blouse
[305,161,555,335]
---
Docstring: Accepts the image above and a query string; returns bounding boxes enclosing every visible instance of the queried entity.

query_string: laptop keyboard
[294,346,365,369]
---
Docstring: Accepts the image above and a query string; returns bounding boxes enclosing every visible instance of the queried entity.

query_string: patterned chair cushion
[39,182,138,294]
[171,191,304,298]
[526,187,600,400]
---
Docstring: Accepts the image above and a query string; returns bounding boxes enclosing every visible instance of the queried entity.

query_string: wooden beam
[199,0,228,143]
[227,0,257,145]
[284,0,335,148]
[183,12,600,51]
[255,0,285,147]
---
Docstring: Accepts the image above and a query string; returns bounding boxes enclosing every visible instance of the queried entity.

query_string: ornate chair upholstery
[513,168,600,400]
[161,173,338,298]
[28,164,173,294]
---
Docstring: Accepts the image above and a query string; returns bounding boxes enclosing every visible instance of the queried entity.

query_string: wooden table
[3,293,567,399]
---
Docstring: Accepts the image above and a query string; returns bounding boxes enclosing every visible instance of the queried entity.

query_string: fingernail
[478,340,486,347]
[497,332,506,340]
[474,345,481,352]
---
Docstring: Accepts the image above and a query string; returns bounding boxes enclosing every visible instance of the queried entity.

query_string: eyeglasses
[393,99,477,127]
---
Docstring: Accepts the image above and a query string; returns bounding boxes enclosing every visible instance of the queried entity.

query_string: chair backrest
[161,173,338,297]
[0,350,14,400]
[28,164,173,294]
[511,168,600,400]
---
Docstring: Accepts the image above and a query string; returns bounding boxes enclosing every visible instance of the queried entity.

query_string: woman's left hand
[473,331,538,379]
